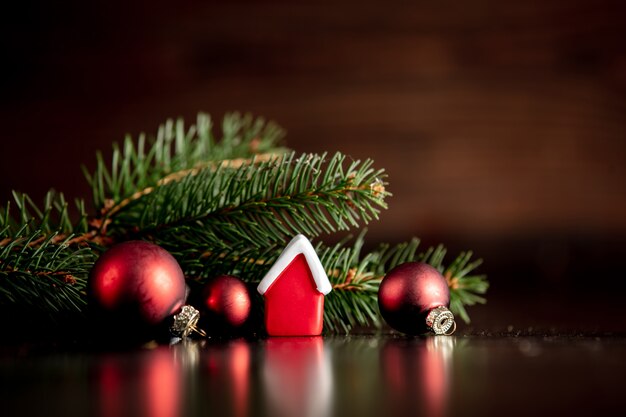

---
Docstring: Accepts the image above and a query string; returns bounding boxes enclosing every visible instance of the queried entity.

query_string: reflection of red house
[263,337,332,417]
[257,235,332,336]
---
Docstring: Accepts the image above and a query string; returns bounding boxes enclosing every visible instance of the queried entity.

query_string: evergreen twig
[0,111,488,332]
[0,191,95,316]
[110,152,388,253]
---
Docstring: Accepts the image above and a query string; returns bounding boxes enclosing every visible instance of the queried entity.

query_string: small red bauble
[378,262,455,335]
[200,275,251,333]
[88,241,187,329]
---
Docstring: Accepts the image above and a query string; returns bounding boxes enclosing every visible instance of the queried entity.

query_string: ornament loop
[443,320,457,336]
[170,305,207,339]
[425,306,456,335]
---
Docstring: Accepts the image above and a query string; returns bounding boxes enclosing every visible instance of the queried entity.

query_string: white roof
[257,234,332,296]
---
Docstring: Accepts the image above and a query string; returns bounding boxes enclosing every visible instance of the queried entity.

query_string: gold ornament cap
[425,306,456,335]
[170,305,206,338]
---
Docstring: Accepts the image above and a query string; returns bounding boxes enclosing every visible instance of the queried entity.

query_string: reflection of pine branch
[0,112,488,332]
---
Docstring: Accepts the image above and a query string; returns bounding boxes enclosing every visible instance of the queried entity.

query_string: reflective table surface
[1,334,625,417]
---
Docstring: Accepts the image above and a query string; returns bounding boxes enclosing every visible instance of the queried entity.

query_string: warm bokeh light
[98,358,124,417]
[229,341,251,417]
[203,340,252,417]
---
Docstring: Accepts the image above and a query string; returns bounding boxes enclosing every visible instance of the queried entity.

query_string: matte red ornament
[88,241,187,329]
[378,262,455,335]
[200,275,251,332]
[257,235,332,336]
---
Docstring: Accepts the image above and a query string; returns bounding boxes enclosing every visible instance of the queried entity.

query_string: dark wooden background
[1,0,625,328]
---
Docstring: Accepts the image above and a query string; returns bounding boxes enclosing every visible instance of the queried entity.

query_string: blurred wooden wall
[1,1,625,263]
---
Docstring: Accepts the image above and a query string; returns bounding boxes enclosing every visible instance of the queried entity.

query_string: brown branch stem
[1,265,79,285]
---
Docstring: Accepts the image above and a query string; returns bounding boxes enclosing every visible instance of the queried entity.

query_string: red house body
[257,235,332,336]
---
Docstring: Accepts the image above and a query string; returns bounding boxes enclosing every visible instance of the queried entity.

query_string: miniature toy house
[257,235,332,336]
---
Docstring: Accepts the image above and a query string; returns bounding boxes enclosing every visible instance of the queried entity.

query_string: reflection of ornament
[204,340,251,417]
[88,241,187,331]
[171,338,202,369]
[257,235,332,336]
[378,262,455,335]
[200,275,251,333]
[381,337,455,417]
[97,346,182,417]
[144,347,182,417]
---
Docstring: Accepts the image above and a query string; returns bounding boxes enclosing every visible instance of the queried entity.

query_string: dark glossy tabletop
[2,333,625,417]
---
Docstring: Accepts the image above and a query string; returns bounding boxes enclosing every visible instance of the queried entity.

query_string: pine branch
[0,111,489,333]
[108,152,388,254]
[84,112,287,213]
[0,191,95,317]
[0,190,89,239]
[0,112,288,320]
[417,244,489,323]
[0,238,94,316]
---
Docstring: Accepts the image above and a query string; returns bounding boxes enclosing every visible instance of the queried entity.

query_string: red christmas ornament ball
[200,275,251,331]
[88,241,187,328]
[378,262,450,335]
